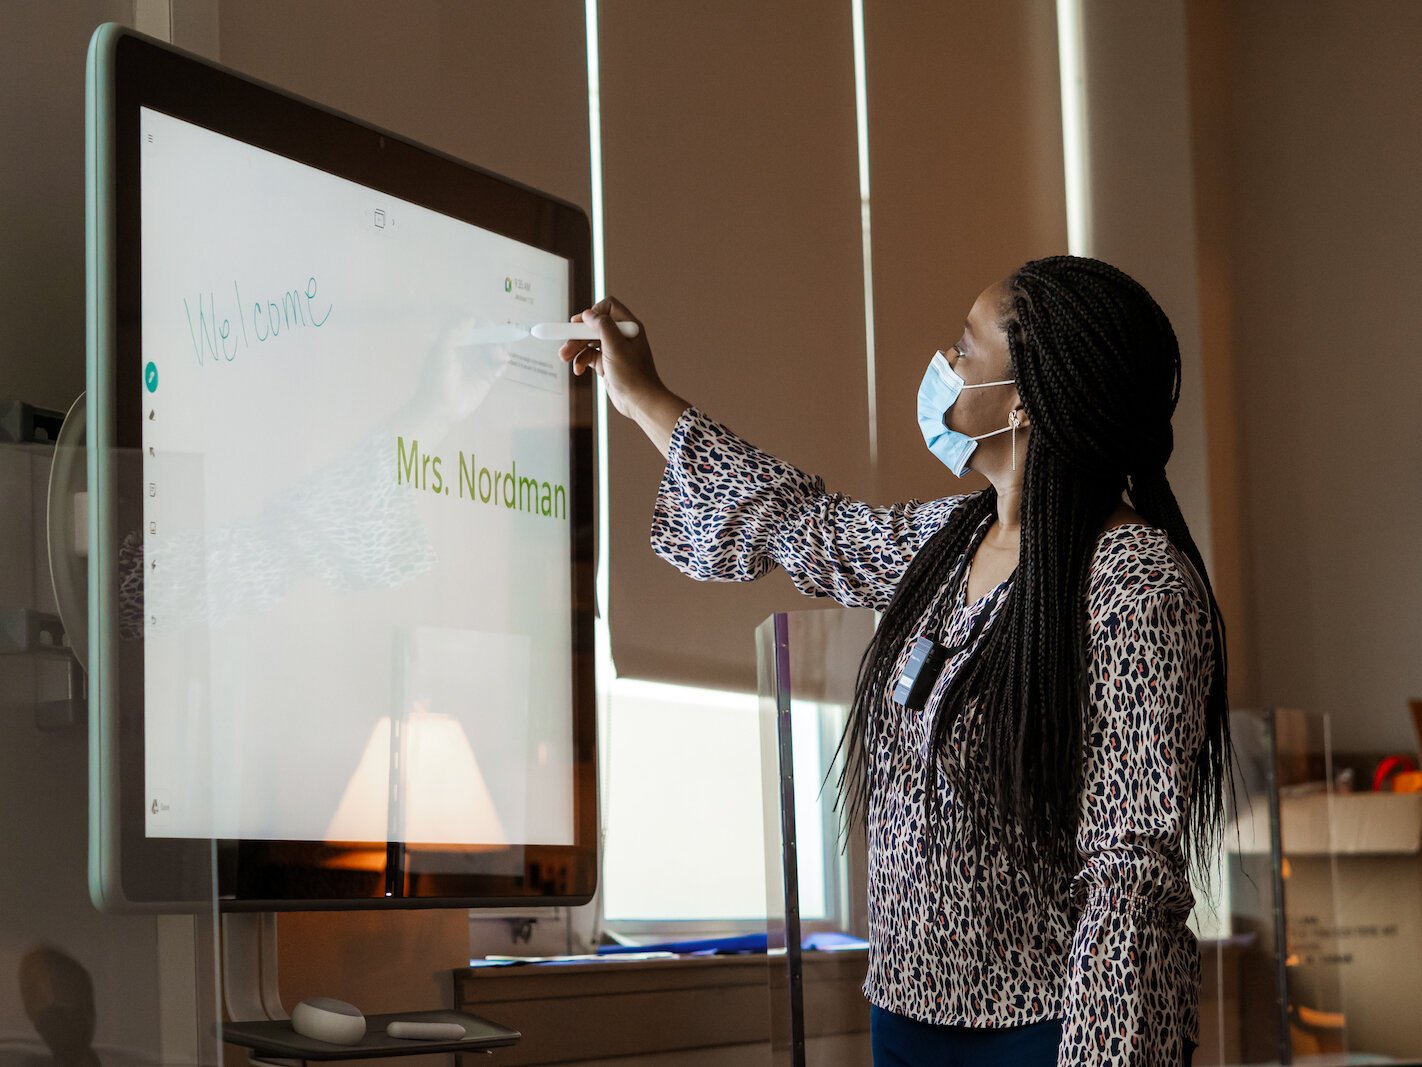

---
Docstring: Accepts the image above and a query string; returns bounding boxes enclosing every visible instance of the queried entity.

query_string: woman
[560,255,1231,1066]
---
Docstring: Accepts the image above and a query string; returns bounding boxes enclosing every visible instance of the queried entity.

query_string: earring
[1009,411,1021,471]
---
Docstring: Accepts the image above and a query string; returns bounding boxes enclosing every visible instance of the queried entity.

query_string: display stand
[222,1010,518,1060]
[219,913,520,1063]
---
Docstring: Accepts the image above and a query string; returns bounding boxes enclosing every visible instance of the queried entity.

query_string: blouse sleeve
[650,406,963,612]
[1057,574,1211,1066]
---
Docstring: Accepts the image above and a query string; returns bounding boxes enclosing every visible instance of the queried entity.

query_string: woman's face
[944,279,1020,441]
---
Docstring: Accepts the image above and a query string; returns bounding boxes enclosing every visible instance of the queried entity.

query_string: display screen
[138,106,575,849]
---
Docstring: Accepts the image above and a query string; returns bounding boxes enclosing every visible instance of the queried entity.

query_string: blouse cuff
[1058,900,1199,1065]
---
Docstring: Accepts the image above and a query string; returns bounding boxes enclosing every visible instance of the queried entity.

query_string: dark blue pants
[870,1006,1198,1066]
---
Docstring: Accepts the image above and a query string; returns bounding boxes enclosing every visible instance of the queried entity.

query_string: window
[599,677,848,933]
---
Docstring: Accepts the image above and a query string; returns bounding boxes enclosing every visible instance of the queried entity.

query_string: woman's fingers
[558,324,598,372]
[568,341,601,377]
[578,344,600,376]
[560,297,640,379]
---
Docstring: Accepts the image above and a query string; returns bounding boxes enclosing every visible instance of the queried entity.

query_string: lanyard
[892,515,1008,710]
[921,511,999,644]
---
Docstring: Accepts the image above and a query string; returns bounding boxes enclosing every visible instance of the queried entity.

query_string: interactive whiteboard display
[138,106,575,848]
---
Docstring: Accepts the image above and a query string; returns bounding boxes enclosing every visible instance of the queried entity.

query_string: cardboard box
[1230,792,1422,1057]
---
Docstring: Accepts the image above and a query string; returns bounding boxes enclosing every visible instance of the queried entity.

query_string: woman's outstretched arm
[562,297,965,611]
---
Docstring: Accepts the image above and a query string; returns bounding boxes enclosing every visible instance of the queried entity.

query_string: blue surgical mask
[917,350,1017,476]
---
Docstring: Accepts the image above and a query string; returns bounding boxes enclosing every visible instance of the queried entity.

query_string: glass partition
[1228,707,1422,1064]
[0,426,221,1067]
[757,608,875,1067]
[1225,707,1352,1064]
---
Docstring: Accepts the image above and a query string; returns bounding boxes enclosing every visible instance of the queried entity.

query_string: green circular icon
[144,361,159,393]
[504,277,512,293]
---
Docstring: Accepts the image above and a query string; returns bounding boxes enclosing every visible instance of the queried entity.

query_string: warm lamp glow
[325,703,507,845]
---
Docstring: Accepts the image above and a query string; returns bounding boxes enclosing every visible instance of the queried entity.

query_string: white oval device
[386,1021,467,1041]
[290,998,366,1045]
[530,321,640,341]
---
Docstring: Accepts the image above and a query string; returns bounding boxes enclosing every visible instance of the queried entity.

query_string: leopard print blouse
[650,406,1208,1065]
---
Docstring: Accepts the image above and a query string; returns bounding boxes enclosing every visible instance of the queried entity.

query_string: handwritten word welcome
[183,276,333,366]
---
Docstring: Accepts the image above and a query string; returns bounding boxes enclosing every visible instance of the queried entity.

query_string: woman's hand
[558,297,657,417]
[559,297,689,457]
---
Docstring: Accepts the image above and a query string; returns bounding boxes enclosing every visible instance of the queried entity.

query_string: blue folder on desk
[597,931,869,956]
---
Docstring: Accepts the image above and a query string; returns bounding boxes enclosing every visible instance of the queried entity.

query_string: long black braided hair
[836,254,1236,912]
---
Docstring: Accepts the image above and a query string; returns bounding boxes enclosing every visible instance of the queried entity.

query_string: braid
[1125,464,1234,889]
[835,490,996,827]
[839,255,1238,917]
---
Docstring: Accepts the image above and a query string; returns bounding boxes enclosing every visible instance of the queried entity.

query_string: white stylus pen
[530,321,641,341]
[455,322,641,346]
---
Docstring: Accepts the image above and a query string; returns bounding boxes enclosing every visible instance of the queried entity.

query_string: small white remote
[530,321,641,341]
[385,1021,468,1041]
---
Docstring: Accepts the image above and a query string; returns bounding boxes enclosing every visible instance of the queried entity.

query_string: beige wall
[1076,0,1213,571]
[216,0,591,214]
[1186,0,1256,706]
[1186,1,1422,751]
